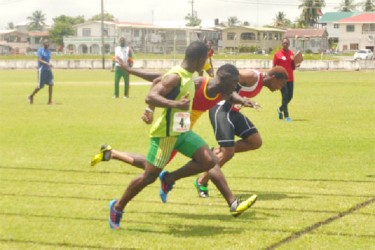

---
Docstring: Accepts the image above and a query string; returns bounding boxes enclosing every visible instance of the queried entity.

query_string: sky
[0,0,342,29]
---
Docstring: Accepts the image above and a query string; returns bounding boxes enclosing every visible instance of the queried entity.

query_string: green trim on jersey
[149,66,195,138]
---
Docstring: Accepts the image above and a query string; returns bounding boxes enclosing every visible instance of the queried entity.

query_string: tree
[89,13,116,22]
[27,10,47,31]
[49,15,85,46]
[273,11,292,28]
[273,11,286,27]
[360,0,375,11]
[299,0,326,27]
[336,0,358,12]
[6,22,14,30]
[185,13,201,26]
[227,16,240,26]
[243,21,250,26]
[294,16,307,28]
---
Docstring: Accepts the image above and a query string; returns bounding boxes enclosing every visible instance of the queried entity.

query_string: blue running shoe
[159,171,174,203]
[277,109,283,120]
[285,117,293,122]
[109,199,123,230]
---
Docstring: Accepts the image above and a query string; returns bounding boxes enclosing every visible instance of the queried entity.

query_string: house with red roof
[284,29,328,53]
[0,30,29,54]
[318,12,375,53]
[335,13,375,52]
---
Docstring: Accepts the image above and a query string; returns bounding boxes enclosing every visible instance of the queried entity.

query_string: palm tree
[273,11,293,28]
[6,22,14,30]
[336,0,358,12]
[27,10,46,31]
[227,16,240,27]
[295,16,307,28]
[299,0,326,27]
[359,0,375,11]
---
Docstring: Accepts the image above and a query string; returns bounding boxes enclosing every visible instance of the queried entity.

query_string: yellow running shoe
[230,194,257,217]
[91,144,112,166]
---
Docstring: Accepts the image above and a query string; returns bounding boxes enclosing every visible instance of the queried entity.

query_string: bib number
[173,112,190,132]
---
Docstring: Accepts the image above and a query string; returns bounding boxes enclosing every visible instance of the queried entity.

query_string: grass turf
[0,69,374,249]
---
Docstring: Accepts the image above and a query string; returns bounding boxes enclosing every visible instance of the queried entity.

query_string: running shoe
[91,144,112,166]
[159,171,174,203]
[28,95,33,104]
[230,194,258,217]
[277,108,283,120]
[108,199,123,230]
[285,117,293,122]
[193,178,209,198]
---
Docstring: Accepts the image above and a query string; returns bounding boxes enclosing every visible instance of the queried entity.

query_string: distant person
[28,38,54,105]
[199,40,214,77]
[112,37,134,98]
[273,37,296,122]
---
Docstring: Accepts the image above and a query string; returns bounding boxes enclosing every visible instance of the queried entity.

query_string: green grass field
[0,69,374,249]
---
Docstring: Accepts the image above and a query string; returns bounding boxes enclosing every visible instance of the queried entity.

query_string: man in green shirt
[108,41,213,230]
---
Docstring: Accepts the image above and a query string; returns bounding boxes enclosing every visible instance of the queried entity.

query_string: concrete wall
[0,59,374,70]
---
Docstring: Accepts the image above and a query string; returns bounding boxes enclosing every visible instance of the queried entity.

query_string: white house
[335,12,375,52]
[64,21,116,54]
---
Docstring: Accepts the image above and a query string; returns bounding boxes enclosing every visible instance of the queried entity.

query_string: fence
[0,59,374,70]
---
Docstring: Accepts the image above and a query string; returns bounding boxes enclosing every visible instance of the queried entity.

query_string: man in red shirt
[273,37,295,122]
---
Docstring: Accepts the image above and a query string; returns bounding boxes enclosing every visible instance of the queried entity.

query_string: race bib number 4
[173,112,191,132]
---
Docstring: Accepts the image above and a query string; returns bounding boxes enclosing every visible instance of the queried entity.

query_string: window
[103,29,109,37]
[227,32,236,40]
[134,30,140,37]
[346,25,355,32]
[350,43,359,50]
[82,28,91,37]
[362,23,375,32]
[240,32,256,40]
[334,24,339,29]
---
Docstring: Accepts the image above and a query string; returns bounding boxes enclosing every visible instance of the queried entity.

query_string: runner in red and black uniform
[194,66,289,197]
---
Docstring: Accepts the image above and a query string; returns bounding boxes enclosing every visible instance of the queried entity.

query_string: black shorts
[209,102,258,147]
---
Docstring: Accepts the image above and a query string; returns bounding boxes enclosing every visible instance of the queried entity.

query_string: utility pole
[189,0,194,18]
[101,0,105,69]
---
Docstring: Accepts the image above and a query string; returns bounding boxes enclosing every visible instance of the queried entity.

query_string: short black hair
[269,66,289,80]
[216,64,239,79]
[185,41,209,61]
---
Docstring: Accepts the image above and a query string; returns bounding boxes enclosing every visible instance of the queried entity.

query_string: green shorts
[146,131,207,168]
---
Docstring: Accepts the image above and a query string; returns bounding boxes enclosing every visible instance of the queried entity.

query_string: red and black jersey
[231,70,263,112]
[191,77,222,127]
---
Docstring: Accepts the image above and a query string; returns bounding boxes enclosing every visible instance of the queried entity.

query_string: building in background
[318,12,375,52]
[220,26,285,54]
[336,13,375,52]
[63,21,220,55]
[284,29,329,53]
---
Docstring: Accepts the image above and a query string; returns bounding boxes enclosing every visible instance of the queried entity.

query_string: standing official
[28,38,54,105]
[273,37,296,122]
[112,37,134,98]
